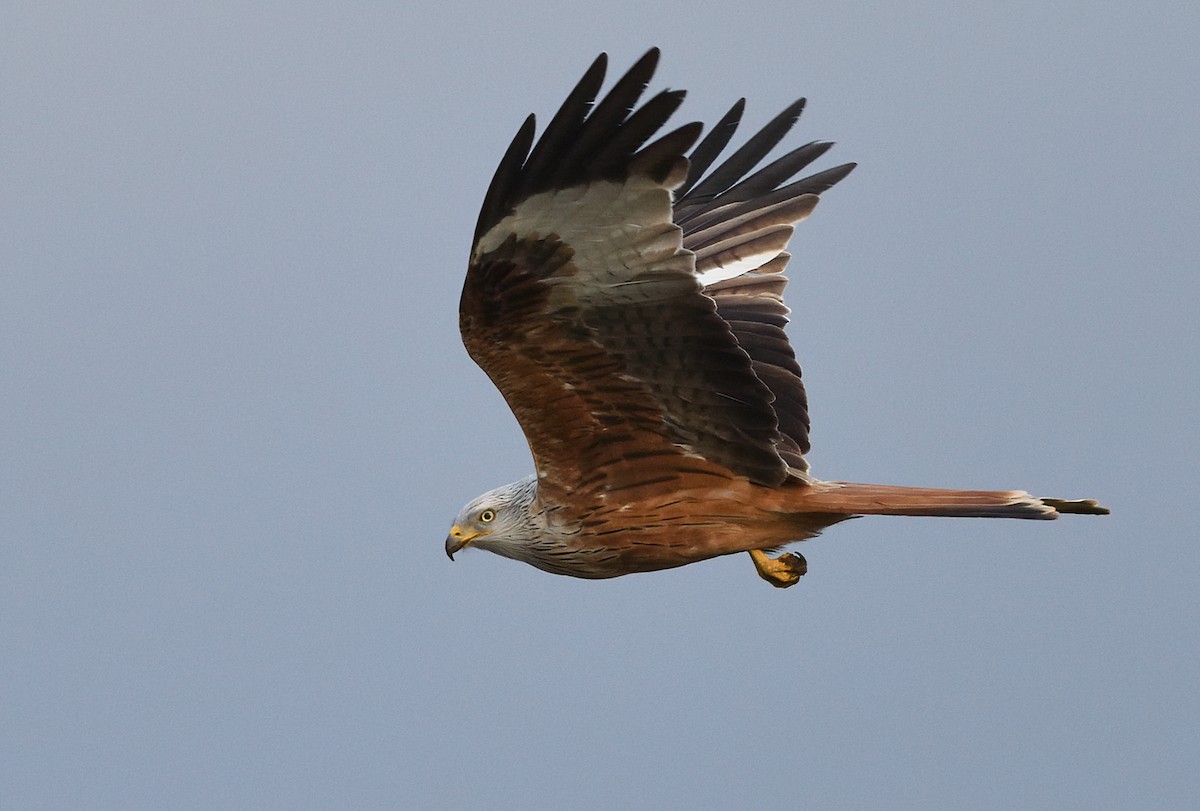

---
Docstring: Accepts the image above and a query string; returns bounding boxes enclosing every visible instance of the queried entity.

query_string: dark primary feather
[675,98,808,220]
[472,115,536,245]
[675,99,745,198]
[463,49,854,492]
[711,141,835,206]
[515,53,611,198]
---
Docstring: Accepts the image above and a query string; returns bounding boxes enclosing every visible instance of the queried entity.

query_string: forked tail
[798,482,1109,519]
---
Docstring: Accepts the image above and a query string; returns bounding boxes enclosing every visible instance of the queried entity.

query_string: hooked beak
[445,525,487,560]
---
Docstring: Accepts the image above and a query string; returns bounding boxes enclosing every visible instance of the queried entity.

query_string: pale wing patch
[694,226,793,287]
[475,178,827,296]
[474,177,696,305]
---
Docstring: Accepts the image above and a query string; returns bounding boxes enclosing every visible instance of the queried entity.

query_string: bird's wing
[675,99,856,472]
[461,48,852,499]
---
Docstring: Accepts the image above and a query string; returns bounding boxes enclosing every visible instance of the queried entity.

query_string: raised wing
[460,48,853,497]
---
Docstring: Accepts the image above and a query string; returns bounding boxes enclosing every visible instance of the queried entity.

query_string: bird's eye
[479,509,496,523]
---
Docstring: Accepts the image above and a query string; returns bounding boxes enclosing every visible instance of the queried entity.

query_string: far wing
[677,99,856,472]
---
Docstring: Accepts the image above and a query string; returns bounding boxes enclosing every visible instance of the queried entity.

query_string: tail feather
[799,482,1110,519]
[1040,497,1110,516]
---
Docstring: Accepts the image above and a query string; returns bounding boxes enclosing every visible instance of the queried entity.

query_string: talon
[780,552,807,575]
[749,549,807,588]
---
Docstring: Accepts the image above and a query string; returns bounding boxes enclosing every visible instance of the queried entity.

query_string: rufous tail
[798,482,1109,519]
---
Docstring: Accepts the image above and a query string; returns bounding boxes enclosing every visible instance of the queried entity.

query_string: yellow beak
[445,525,488,560]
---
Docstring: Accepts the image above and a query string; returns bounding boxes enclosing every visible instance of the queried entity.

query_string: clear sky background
[3,2,1197,809]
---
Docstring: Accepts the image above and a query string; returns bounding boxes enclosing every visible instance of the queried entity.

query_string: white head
[445,476,540,561]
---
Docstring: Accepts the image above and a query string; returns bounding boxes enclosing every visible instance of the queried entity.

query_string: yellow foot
[749,549,807,589]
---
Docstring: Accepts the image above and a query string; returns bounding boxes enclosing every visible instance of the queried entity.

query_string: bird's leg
[749,549,807,588]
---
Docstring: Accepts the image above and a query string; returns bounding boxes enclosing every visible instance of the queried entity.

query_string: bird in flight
[445,48,1107,588]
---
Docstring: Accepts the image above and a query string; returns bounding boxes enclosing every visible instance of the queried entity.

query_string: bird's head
[445,477,538,560]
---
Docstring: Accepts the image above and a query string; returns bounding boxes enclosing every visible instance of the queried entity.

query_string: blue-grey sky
[3,2,1197,809]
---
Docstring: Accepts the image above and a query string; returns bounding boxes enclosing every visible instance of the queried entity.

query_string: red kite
[446,49,1107,587]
